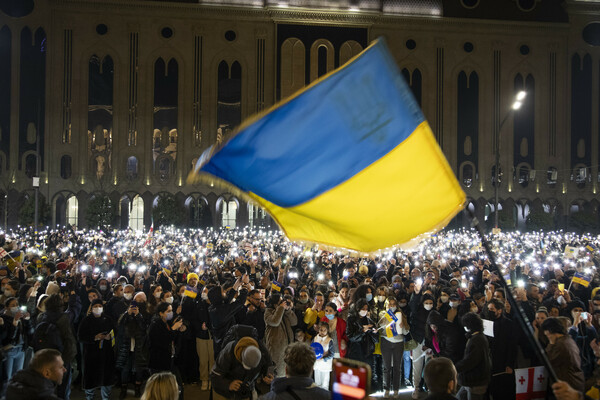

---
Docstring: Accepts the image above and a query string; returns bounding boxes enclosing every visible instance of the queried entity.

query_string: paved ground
[72,385,425,399]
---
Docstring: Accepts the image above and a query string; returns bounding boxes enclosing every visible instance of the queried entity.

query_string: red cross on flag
[0,248,7,259]
[516,366,547,400]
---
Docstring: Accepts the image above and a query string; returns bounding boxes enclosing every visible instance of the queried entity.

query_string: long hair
[141,372,178,400]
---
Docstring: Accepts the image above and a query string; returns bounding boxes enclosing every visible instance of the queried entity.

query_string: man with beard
[486,298,517,400]
[208,276,248,353]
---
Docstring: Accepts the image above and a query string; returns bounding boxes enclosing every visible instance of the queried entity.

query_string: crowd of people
[0,225,598,400]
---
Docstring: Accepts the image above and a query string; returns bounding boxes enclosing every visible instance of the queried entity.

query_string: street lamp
[494,90,526,229]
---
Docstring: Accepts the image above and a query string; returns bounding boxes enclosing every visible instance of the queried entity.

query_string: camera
[238,382,251,397]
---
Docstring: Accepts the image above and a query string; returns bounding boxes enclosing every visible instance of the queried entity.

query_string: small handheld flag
[384,321,398,338]
[384,309,398,323]
[188,38,465,252]
[572,272,592,288]
[271,281,282,292]
[184,285,198,299]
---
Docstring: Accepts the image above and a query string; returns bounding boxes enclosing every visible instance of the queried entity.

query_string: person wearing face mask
[322,302,347,358]
[148,302,186,400]
[485,298,517,400]
[409,279,434,399]
[77,299,116,400]
[108,284,134,323]
[115,292,149,399]
[147,284,163,316]
[378,297,410,398]
[2,297,33,380]
[346,298,377,366]
[96,278,112,302]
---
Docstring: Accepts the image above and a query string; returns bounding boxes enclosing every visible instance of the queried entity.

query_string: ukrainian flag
[384,309,398,323]
[271,281,282,292]
[189,39,465,252]
[384,322,398,338]
[184,285,198,299]
[572,272,592,288]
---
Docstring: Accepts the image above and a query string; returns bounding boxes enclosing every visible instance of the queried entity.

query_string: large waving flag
[189,39,465,252]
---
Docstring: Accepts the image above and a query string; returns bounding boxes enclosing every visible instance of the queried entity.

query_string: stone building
[0,0,599,231]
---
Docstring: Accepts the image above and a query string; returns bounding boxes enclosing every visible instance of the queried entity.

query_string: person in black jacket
[455,312,491,400]
[486,298,517,400]
[409,288,434,398]
[346,298,378,364]
[77,299,116,400]
[238,289,266,341]
[6,349,66,400]
[147,302,186,399]
[181,282,214,391]
[425,310,463,363]
[208,278,248,354]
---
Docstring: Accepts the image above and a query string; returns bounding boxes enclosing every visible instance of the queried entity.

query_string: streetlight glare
[512,101,522,110]
[516,90,527,101]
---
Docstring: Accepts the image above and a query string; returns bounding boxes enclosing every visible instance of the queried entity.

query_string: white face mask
[440,296,449,303]
[424,304,433,311]
[165,297,173,304]
[450,301,459,308]
[377,296,386,303]
[92,307,103,316]
[124,293,133,301]
[557,295,565,305]
[201,293,209,300]
[359,310,368,317]
[154,292,162,299]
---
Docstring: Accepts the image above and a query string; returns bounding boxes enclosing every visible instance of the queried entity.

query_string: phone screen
[332,358,371,400]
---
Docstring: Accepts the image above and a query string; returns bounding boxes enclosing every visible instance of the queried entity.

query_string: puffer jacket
[5,368,59,400]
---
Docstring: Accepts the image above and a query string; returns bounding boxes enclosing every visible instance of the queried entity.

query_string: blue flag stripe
[200,39,424,207]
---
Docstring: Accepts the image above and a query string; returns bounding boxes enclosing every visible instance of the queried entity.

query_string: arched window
[0,26,11,168]
[60,155,72,179]
[217,60,242,137]
[66,196,78,227]
[129,195,144,230]
[547,167,557,188]
[153,58,178,180]
[221,199,237,228]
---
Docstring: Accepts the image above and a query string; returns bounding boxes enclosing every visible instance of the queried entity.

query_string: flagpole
[465,208,559,383]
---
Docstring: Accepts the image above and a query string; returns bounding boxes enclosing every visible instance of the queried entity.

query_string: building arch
[309,39,334,82]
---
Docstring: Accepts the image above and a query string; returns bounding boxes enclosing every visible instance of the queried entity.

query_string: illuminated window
[129,195,144,231]
[66,196,78,227]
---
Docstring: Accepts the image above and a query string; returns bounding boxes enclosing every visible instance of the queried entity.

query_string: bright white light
[516,91,527,101]
[512,101,522,110]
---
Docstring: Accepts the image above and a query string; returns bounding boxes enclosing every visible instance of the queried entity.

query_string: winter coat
[346,312,377,363]
[208,287,248,347]
[37,311,77,364]
[265,305,297,376]
[546,334,585,392]
[425,311,463,363]
[77,313,116,389]
[211,338,271,399]
[454,332,491,387]
[488,315,517,373]
[115,310,149,370]
[5,368,60,400]
[1,312,33,349]
[147,316,180,371]
[239,306,266,341]
[409,293,432,343]
[258,376,331,400]
[181,295,211,340]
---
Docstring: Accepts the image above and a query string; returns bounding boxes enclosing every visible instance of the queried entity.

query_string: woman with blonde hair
[141,372,179,400]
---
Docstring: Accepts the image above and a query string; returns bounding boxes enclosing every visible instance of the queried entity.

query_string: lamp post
[494,90,526,229]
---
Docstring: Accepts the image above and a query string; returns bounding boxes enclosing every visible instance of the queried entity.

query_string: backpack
[33,315,64,353]
[222,324,260,348]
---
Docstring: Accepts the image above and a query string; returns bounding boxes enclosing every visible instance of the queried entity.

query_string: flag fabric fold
[189,38,465,252]
[572,272,592,287]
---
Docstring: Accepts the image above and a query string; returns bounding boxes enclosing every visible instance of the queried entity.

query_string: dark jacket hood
[6,368,58,400]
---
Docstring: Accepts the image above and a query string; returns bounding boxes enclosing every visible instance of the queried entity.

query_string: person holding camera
[211,335,273,400]
[2,297,33,380]
[147,302,187,400]
[265,293,298,377]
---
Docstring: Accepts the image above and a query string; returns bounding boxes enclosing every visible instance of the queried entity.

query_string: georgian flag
[515,366,547,400]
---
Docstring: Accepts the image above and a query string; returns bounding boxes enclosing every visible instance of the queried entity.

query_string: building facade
[0,0,599,231]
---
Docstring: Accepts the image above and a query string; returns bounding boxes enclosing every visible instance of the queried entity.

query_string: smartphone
[130,300,138,308]
[581,312,589,319]
[332,358,371,400]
